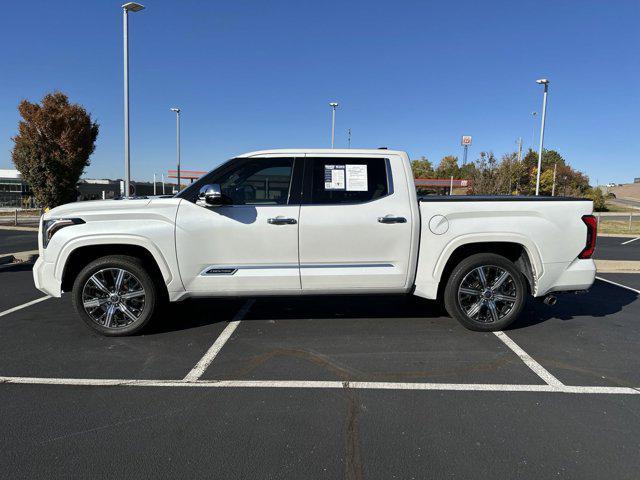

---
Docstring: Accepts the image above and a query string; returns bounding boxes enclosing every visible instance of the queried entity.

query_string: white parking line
[182,299,255,382]
[0,295,51,318]
[493,331,564,387]
[621,237,640,245]
[0,376,637,395]
[596,276,640,294]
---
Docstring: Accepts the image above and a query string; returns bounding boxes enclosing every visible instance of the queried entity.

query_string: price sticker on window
[324,165,346,190]
[346,164,368,191]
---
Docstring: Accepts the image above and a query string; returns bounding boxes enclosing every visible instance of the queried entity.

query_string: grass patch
[0,209,42,217]
[598,219,640,235]
[604,201,639,212]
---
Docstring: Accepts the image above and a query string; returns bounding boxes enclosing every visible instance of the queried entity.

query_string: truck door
[298,155,414,292]
[175,156,302,294]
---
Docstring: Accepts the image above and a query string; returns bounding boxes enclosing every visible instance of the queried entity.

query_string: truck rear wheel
[72,255,159,336]
[443,253,526,331]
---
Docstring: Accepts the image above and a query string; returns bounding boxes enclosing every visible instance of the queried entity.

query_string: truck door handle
[378,215,407,224]
[267,217,297,225]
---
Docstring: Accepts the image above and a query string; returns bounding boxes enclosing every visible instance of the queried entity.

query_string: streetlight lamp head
[329,102,339,108]
[123,2,145,11]
[536,78,549,85]
[170,107,180,113]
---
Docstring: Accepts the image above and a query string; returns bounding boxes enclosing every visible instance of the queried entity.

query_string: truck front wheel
[72,255,159,336]
[443,253,526,331]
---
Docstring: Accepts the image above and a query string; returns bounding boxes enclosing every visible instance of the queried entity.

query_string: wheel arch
[60,241,171,295]
[436,241,537,300]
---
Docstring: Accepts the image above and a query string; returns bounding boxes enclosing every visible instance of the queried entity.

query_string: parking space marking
[0,295,51,318]
[493,331,564,387]
[0,376,638,395]
[596,276,640,294]
[621,236,640,245]
[182,299,255,382]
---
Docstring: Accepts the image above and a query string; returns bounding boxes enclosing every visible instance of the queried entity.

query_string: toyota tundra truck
[33,149,597,336]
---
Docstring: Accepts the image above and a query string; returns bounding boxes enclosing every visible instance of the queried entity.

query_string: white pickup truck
[33,149,597,336]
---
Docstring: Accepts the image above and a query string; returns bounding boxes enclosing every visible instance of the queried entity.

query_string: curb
[0,225,39,232]
[595,259,640,274]
[597,233,640,239]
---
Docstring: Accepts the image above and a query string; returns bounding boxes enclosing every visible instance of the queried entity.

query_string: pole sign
[461,135,472,146]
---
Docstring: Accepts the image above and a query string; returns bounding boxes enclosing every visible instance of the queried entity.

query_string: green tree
[542,150,566,171]
[411,156,434,178]
[12,92,99,208]
[435,155,460,179]
[495,152,524,194]
[538,168,555,195]
[469,152,499,194]
[588,187,606,211]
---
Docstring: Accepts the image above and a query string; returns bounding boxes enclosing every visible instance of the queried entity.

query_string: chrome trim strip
[301,263,395,269]
[199,263,395,276]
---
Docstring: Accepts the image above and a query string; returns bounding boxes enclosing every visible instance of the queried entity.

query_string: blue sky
[1,0,638,184]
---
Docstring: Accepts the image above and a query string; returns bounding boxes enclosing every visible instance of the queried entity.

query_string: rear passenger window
[308,158,389,204]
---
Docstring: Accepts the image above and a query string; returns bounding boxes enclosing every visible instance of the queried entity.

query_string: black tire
[72,255,159,336]
[443,253,526,332]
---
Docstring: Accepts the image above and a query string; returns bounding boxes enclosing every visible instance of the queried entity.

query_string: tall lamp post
[329,102,339,148]
[122,2,145,198]
[170,107,181,192]
[534,78,549,196]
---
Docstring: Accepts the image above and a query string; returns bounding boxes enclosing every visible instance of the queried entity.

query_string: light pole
[329,102,339,148]
[517,137,523,162]
[534,79,549,196]
[153,173,156,195]
[122,2,145,198]
[170,107,181,192]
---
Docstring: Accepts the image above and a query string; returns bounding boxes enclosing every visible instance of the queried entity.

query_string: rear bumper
[33,256,61,297]
[537,258,596,296]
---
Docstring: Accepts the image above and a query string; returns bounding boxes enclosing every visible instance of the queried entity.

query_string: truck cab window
[220,160,292,205]
[307,157,389,204]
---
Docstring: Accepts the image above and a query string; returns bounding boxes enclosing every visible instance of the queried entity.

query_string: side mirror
[197,184,223,207]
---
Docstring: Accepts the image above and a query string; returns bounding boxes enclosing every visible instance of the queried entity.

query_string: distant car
[33,149,597,336]
[606,183,616,188]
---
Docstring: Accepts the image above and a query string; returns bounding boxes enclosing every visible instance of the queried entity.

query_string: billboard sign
[461,135,472,146]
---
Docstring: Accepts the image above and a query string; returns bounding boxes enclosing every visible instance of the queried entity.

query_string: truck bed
[412,196,595,300]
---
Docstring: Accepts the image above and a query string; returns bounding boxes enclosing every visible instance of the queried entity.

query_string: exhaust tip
[543,295,557,306]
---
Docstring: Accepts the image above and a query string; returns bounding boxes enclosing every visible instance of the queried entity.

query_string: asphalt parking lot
[0,228,38,256]
[593,235,640,261]
[1,234,640,479]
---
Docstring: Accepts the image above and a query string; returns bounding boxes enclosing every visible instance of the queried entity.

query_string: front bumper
[33,256,61,297]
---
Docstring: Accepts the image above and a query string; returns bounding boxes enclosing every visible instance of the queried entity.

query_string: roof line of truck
[239,148,406,157]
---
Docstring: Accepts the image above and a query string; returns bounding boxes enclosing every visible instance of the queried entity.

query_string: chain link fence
[0,208,42,227]
[595,212,640,235]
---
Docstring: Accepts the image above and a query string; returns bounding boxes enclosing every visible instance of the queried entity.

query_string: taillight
[578,215,597,259]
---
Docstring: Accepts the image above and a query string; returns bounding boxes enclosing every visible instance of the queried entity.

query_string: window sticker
[324,165,346,190]
[346,164,368,191]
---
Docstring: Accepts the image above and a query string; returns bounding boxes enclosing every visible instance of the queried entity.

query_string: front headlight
[42,218,85,248]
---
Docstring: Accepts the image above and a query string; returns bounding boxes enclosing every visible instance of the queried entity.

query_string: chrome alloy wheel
[81,268,146,329]
[457,265,517,323]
